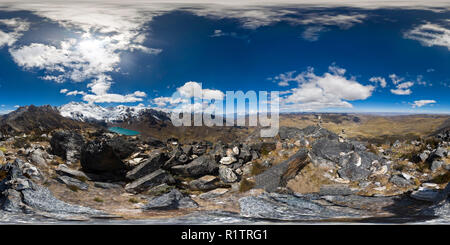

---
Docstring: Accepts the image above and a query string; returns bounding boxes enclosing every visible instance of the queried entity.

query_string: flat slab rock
[239,192,359,221]
[144,189,198,210]
[319,184,355,196]
[125,169,175,193]
[198,188,229,199]
[1,160,109,220]
[56,175,89,191]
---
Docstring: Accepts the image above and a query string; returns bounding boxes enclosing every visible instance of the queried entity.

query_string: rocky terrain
[0,105,449,224]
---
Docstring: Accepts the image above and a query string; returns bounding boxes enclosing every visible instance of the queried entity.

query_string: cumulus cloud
[0,18,29,48]
[2,2,166,104]
[404,21,450,50]
[412,99,436,108]
[151,81,224,112]
[177,81,225,100]
[8,34,156,103]
[369,76,387,88]
[388,74,414,95]
[276,65,374,111]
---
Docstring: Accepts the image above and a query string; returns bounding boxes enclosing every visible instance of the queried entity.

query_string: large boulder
[126,150,169,180]
[254,149,309,192]
[80,136,137,174]
[218,166,238,183]
[56,175,89,191]
[125,169,175,193]
[143,189,198,210]
[50,130,84,164]
[171,155,219,177]
[56,164,90,180]
[29,148,48,167]
[427,147,447,163]
[239,192,353,221]
[189,175,220,191]
[311,138,354,163]
[337,152,372,181]
[0,160,106,218]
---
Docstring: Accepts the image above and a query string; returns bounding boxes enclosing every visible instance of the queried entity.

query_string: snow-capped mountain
[58,102,152,123]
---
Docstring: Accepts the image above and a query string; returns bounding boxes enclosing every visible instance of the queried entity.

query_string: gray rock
[238,146,252,162]
[50,130,84,164]
[251,150,259,160]
[189,175,219,191]
[171,155,219,177]
[125,169,175,193]
[1,189,24,212]
[126,150,169,180]
[80,135,138,173]
[162,147,184,169]
[311,138,353,163]
[57,175,89,191]
[219,166,238,183]
[431,161,444,172]
[198,188,229,199]
[144,189,198,210]
[337,152,372,181]
[56,164,90,180]
[94,182,122,189]
[0,161,106,217]
[15,159,40,179]
[421,199,450,218]
[319,184,354,196]
[254,149,308,192]
[390,175,413,187]
[239,192,354,221]
[145,183,174,196]
[30,149,47,167]
[427,147,447,163]
[417,152,429,163]
[410,188,441,202]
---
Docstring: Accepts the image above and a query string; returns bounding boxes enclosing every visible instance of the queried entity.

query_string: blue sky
[0,1,449,114]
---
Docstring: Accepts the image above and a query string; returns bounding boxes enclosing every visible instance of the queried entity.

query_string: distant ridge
[0,105,88,134]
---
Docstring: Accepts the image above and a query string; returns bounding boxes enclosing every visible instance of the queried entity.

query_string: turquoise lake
[108,127,140,136]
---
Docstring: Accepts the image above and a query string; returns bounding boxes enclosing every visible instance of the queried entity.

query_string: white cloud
[412,99,436,108]
[404,21,450,50]
[2,2,166,104]
[177,81,225,100]
[151,81,224,111]
[66,90,87,96]
[301,26,326,41]
[0,18,29,48]
[270,70,298,86]
[389,74,415,95]
[60,89,68,94]
[278,65,374,111]
[369,76,387,88]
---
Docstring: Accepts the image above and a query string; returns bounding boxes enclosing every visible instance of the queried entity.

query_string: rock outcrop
[80,135,138,174]
[50,130,84,164]
[0,159,106,219]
